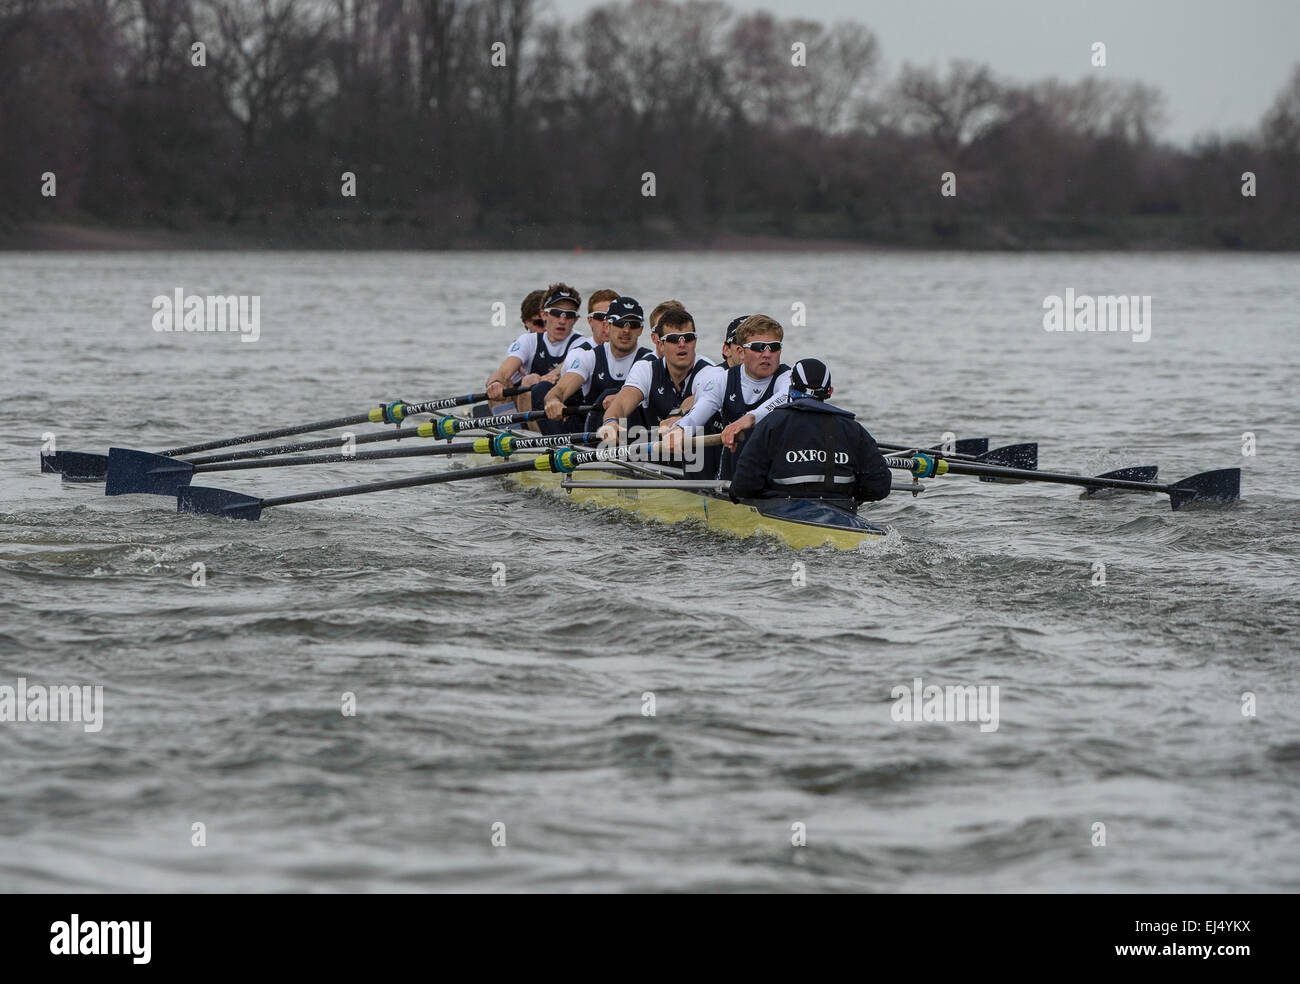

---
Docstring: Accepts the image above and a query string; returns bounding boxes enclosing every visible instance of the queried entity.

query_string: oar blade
[928,438,989,456]
[1168,468,1241,511]
[40,452,64,473]
[105,448,195,496]
[1081,465,1158,498]
[954,438,989,456]
[978,442,1038,481]
[177,486,264,521]
[58,451,110,482]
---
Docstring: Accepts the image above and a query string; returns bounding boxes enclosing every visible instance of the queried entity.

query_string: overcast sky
[546,0,1299,145]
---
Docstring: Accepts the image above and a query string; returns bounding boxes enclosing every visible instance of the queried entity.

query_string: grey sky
[546,0,1299,145]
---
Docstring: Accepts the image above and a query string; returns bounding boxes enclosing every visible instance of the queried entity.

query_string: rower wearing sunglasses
[586,288,619,346]
[646,299,687,358]
[728,358,892,506]
[484,283,593,414]
[484,289,549,412]
[543,296,655,433]
[597,308,716,472]
[721,315,750,367]
[663,314,790,479]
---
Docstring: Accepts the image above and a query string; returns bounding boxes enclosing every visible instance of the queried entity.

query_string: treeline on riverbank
[3,0,1298,250]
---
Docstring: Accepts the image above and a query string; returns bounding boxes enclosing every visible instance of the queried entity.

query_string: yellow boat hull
[469,452,886,550]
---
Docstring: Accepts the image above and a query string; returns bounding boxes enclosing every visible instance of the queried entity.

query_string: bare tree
[893,59,1005,157]
[1261,62,1300,155]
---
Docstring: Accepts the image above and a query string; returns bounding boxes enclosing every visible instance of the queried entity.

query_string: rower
[665,314,790,480]
[647,300,686,358]
[716,315,795,451]
[597,308,715,473]
[521,289,547,333]
[586,288,619,346]
[728,358,892,506]
[484,289,548,412]
[543,297,654,433]
[484,283,592,415]
[721,315,750,367]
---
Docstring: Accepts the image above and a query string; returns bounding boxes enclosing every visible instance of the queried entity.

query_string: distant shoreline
[1,217,1294,252]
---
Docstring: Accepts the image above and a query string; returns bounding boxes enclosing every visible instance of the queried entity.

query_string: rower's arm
[486,355,524,391]
[546,370,585,406]
[603,385,645,424]
[671,375,724,431]
[749,377,790,426]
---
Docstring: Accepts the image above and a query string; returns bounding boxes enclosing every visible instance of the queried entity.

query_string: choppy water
[1,250,1297,892]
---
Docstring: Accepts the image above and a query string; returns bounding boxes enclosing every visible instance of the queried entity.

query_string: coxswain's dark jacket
[729,398,892,503]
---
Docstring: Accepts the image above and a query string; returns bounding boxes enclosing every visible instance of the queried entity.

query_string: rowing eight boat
[49,385,1242,544]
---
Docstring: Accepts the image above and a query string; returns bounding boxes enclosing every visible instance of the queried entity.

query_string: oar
[1080,465,1159,497]
[105,407,594,495]
[890,454,1239,511]
[881,441,1038,472]
[47,386,530,481]
[105,433,596,496]
[177,434,724,521]
[931,438,988,456]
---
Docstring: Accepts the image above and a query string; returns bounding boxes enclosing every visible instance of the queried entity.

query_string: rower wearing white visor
[662,314,790,478]
[543,296,654,434]
[597,307,715,472]
[484,283,592,416]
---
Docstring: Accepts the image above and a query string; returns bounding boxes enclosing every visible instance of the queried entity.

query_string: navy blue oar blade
[178,486,264,521]
[926,438,989,456]
[1168,468,1241,511]
[978,442,1038,481]
[1098,465,1159,483]
[59,451,110,482]
[1081,465,1159,498]
[106,448,196,496]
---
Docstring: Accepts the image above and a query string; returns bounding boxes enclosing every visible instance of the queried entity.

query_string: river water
[1,250,1297,891]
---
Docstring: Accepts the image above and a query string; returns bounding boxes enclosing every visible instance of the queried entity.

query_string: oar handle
[197,433,600,471]
[417,405,595,439]
[550,432,724,472]
[373,387,528,423]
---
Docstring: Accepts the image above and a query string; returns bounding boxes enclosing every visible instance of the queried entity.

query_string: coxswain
[727,358,892,506]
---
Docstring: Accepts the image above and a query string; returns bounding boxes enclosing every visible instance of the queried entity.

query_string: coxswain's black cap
[790,358,832,400]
